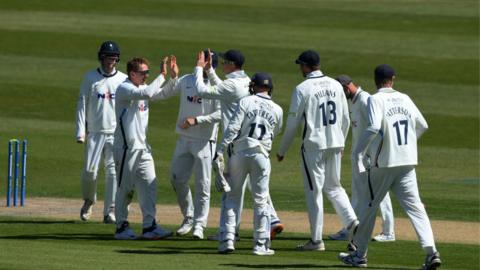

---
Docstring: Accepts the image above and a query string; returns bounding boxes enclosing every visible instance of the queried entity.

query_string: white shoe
[218,239,235,254]
[114,222,137,240]
[296,240,325,251]
[103,207,116,224]
[347,219,359,242]
[253,243,275,256]
[80,200,93,221]
[328,228,348,241]
[338,251,368,267]
[176,217,193,236]
[142,225,173,240]
[373,233,395,242]
[192,227,204,240]
[208,232,240,241]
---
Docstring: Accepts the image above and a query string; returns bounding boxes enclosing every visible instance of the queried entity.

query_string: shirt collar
[306,70,324,79]
[255,93,271,100]
[378,87,396,93]
[226,70,248,79]
[97,67,117,78]
[351,87,363,104]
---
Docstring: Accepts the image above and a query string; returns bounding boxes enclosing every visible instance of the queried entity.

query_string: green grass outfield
[0,216,478,270]
[0,0,478,222]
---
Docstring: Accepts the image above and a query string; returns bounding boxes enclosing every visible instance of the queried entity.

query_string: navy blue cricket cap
[251,72,273,90]
[295,50,320,67]
[219,49,245,68]
[336,75,353,87]
[203,49,218,69]
[374,64,396,80]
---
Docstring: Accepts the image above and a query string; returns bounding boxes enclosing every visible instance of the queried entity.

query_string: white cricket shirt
[217,93,283,157]
[278,70,350,155]
[349,88,370,149]
[114,75,173,150]
[366,87,428,167]
[160,74,221,141]
[194,67,250,132]
[75,68,127,138]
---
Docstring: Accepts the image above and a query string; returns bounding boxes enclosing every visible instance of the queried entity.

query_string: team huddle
[75,41,441,269]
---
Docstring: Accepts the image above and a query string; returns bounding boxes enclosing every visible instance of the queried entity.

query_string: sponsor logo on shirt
[97,91,115,100]
[139,103,148,112]
[187,95,202,104]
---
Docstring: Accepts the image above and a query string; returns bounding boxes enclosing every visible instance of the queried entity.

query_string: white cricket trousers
[170,136,214,229]
[82,132,116,215]
[300,147,357,242]
[350,161,394,235]
[114,148,157,228]
[217,151,281,235]
[353,166,436,257]
[221,150,271,243]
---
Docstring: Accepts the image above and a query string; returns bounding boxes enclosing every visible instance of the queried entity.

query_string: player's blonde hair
[126,57,150,74]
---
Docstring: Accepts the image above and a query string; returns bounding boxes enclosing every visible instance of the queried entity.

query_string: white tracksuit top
[75,68,127,138]
[278,70,350,155]
[349,88,370,150]
[194,67,250,132]
[366,88,428,168]
[114,75,173,150]
[161,74,221,141]
[217,93,283,157]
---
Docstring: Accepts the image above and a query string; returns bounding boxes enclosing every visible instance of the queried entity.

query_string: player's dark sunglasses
[222,60,235,65]
[135,70,150,76]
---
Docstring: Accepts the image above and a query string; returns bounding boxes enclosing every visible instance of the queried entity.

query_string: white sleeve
[341,91,350,140]
[366,95,383,133]
[117,75,166,100]
[274,106,284,136]
[194,67,232,100]
[412,100,428,139]
[207,68,223,86]
[75,75,90,139]
[277,88,304,156]
[151,78,180,101]
[217,101,245,153]
[196,100,221,124]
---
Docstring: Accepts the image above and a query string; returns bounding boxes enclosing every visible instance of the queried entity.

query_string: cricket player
[215,72,283,255]
[157,52,221,240]
[194,49,284,241]
[329,75,395,243]
[76,41,127,223]
[277,50,359,251]
[339,64,441,270]
[113,57,174,240]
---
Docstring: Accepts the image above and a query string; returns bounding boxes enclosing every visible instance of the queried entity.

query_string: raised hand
[160,56,168,77]
[205,48,212,70]
[196,50,206,68]
[170,55,179,79]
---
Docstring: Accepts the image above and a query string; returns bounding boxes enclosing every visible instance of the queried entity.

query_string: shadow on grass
[220,263,413,270]
[0,233,113,241]
[0,220,76,224]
